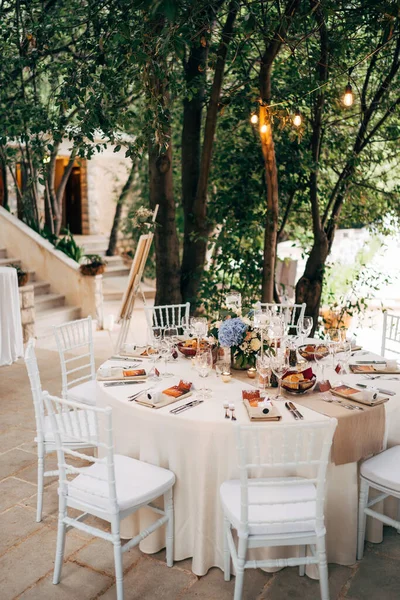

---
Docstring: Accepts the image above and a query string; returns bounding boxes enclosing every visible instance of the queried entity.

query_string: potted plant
[80,254,107,276]
[8,263,29,287]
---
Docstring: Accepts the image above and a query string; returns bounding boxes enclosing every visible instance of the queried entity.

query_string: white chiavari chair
[43,393,175,600]
[220,419,337,600]
[144,302,190,334]
[381,313,400,357]
[54,316,97,405]
[357,446,400,560]
[255,302,306,330]
[24,339,96,522]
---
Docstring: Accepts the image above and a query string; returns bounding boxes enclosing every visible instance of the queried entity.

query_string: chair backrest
[24,338,46,441]
[42,393,117,513]
[255,302,306,328]
[144,303,190,332]
[381,313,400,357]
[54,316,95,398]
[236,419,337,535]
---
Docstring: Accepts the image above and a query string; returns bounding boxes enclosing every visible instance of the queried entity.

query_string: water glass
[269,350,289,399]
[160,340,174,378]
[256,354,270,393]
[195,348,213,399]
[297,316,313,345]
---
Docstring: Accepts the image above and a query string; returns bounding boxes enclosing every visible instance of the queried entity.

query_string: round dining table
[96,345,400,577]
[0,266,24,367]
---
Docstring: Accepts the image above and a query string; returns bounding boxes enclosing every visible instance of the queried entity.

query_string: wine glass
[191,317,208,350]
[297,316,313,345]
[147,335,161,382]
[181,316,193,338]
[269,350,289,399]
[256,354,270,394]
[314,341,329,382]
[164,327,178,360]
[195,348,213,399]
[160,340,174,378]
[339,340,352,374]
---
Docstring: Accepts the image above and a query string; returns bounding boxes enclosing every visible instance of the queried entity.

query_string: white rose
[240,343,247,351]
[215,321,222,329]
[242,317,251,326]
[250,338,261,351]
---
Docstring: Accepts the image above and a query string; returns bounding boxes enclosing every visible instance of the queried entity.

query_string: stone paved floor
[1,345,400,599]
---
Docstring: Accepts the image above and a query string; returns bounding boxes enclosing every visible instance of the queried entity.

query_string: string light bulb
[293,109,302,127]
[250,113,259,124]
[260,123,268,133]
[343,83,354,107]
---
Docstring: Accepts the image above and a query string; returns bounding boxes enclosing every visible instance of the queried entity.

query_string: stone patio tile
[181,566,269,600]
[18,561,112,600]
[345,552,400,600]
[99,556,197,600]
[151,548,193,572]
[0,505,42,556]
[18,454,58,487]
[74,537,142,576]
[0,426,35,453]
[366,526,400,561]
[0,477,36,512]
[23,480,80,521]
[0,526,87,599]
[260,564,352,600]
[0,448,37,480]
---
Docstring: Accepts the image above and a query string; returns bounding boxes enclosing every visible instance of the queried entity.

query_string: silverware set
[222,402,236,420]
[104,380,145,387]
[356,383,395,396]
[322,397,364,411]
[362,374,399,381]
[110,356,143,362]
[285,401,303,420]
[170,400,203,414]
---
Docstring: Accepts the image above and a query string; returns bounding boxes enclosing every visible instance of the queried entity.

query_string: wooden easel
[115,205,158,353]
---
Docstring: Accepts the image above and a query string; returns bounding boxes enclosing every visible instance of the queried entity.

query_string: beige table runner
[230,369,385,466]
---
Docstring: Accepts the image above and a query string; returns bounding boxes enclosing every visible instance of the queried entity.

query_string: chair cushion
[68,454,175,513]
[360,446,400,492]
[220,478,318,536]
[67,380,97,406]
[39,410,97,445]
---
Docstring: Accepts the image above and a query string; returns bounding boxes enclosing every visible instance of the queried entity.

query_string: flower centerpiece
[210,314,264,370]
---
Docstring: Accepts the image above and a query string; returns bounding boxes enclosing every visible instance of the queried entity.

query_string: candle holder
[247,367,257,379]
[221,371,232,383]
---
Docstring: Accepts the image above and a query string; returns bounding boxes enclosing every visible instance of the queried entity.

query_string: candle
[247,367,257,379]
[221,371,232,383]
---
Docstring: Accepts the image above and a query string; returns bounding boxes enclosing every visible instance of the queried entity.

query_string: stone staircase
[0,247,81,337]
[75,235,156,303]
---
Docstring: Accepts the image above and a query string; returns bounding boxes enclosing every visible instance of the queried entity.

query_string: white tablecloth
[97,348,400,577]
[0,267,23,366]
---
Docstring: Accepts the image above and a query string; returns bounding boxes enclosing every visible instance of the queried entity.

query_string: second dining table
[96,341,400,578]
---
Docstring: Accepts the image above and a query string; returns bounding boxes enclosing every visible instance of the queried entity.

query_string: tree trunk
[180,1,238,305]
[106,161,136,256]
[260,106,279,302]
[295,233,329,330]
[148,141,182,305]
[180,41,208,305]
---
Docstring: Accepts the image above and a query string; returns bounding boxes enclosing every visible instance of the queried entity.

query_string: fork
[323,397,364,411]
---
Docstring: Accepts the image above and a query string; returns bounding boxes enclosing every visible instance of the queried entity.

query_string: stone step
[35,292,66,312]
[103,265,131,278]
[32,280,51,296]
[104,255,126,268]
[36,305,81,332]
[103,277,156,302]
[0,257,21,267]
[74,235,109,255]
[0,248,7,258]
[26,270,36,282]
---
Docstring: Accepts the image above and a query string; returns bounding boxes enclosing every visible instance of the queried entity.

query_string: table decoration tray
[135,380,193,409]
[97,368,147,382]
[330,384,389,406]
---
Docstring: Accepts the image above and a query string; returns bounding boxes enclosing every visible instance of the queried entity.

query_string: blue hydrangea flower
[218,317,248,347]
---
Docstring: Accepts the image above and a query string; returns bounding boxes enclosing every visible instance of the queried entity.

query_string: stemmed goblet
[269,349,289,400]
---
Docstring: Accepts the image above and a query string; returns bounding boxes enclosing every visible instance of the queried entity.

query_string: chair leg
[36,446,44,523]
[164,487,174,567]
[53,499,67,584]
[299,545,306,576]
[111,518,124,600]
[357,479,369,560]
[396,498,400,535]
[234,535,248,600]
[223,517,231,582]
[316,535,329,600]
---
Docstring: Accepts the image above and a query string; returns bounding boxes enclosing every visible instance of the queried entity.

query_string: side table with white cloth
[96,346,400,578]
[0,267,24,366]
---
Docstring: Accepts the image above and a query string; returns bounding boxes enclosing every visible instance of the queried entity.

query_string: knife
[104,380,146,387]
[355,360,386,364]
[355,383,395,396]
[170,400,203,414]
[110,356,143,362]
[288,401,304,420]
[285,402,298,420]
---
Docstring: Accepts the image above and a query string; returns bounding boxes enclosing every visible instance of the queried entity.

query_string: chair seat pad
[361,446,400,492]
[220,478,318,536]
[67,380,97,406]
[39,410,97,445]
[68,454,175,513]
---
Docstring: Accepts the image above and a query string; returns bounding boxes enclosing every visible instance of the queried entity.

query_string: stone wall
[19,284,35,343]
